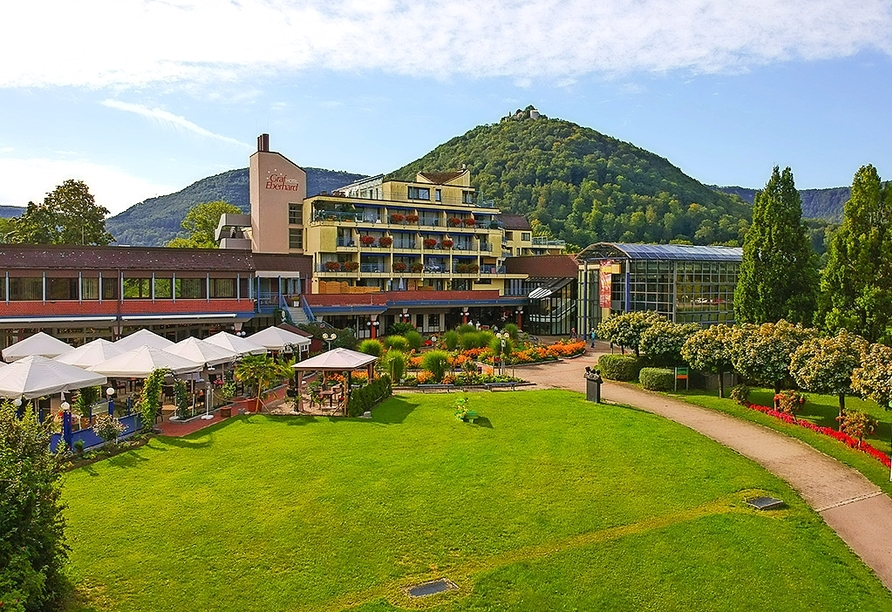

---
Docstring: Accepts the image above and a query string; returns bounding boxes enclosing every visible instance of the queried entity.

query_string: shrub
[730,384,751,405]
[422,350,451,382]
[461,331,494,350]
[457,324,476,334]
[381,352,406,382]
[346,375,392,417]
[1,402,69,610]
[405,330,423,350]
[639,367,675,391]
[75,385,101,423]
[597,354,642,381]
[383,335,409,352]
[388,322,415,336]
[503,323,519,341]
[358,339,383,357]
[837,410,878,446]
[774,389,806,415]
[93,413,127,444]
[442,330,460,350]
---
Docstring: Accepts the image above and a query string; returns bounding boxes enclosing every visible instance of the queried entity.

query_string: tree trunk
[773,382,781,409]
[718,369,725,399]
[838,392,846,432]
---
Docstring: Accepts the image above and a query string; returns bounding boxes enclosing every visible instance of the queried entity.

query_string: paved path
[518,344,892,591]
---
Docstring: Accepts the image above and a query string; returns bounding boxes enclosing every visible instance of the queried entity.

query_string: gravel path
[518,343,892,591]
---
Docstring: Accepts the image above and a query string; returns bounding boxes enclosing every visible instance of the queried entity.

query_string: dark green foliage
[0,402,69,610]
[639,367,675,391]
[503,323,519,341]
[597,354,643,381]
[819,165,892,343]
[442,330,460,350]
[421,351,451,382]
[734,167,819,325]
[382,335,409,352]
[460,331,495,350]
[107,167,367,246]
[298,323,357,350]
[11,179,113,246]
[381,352,406,383]
[346,375,392,417]
[388,116,751,247]
[404,330,423,351]
[174,380,189,419]
[456,324,477,334]
[74,386,101,422]
[358,339,383,357]
[0,205,25,218]
[137,369,169,431]
[387,322,415,336]
[714,185,851,222]
[166,200,241,248]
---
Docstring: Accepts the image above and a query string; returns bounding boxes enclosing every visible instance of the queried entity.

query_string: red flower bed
[746,403,891,467]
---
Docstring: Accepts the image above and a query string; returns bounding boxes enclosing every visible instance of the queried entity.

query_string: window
[154,278,172,299]
[176,278,206,299]
[505,231,514,240]
[462,191,474,204]
[102,277,118,300]
[9,277,42,301]
[289,228,303,249]
[435,189,441,202]
[81,277,99,300]
[288,203,303,225]
[521,232,531,241]
[427,313,440,329]
[123,278,151,299]
[407,186,430,200]
[210,278,236,298]
[47,278,77,300]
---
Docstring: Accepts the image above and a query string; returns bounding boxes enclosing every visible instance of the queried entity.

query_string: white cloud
[0,0,889,89]
[0,157,178,215]
[101,100,252,149]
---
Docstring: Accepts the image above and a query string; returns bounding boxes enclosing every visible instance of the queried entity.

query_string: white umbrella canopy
[0,355,107,400]
[2,331,74,362]
[292,348,377,371]
[165,337,238,368]
[249,326,311,351]
[115,329,175,351]
[205,331,268,356]
[54,338,126,369]
[91,345,203,377]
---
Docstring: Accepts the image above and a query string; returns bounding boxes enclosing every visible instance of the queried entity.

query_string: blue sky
[2,0,891,215]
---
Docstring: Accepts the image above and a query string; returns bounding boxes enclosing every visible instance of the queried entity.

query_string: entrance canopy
[2,331,74,362]
[0,355,107,400]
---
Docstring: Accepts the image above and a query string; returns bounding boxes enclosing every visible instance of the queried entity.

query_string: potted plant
[379,236,393,247]
[441,239,454,248]
[410,263,424,273]
[406,214,419,224]
[393,262,408,272]
[390,213,405,223]
[360,235,376,246]
[234,354,291,413]
[343,260,359,271]
[423,238,437,248]
[463,217,476,226]
[448,217,462,227]
[325,261,342,271]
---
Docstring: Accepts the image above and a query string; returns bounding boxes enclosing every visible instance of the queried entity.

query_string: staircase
[289,305,309,326]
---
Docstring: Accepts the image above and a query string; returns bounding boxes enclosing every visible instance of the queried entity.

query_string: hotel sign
[266,173,300,191]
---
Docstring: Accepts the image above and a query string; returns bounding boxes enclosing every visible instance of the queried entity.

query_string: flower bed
[746,403,891,467]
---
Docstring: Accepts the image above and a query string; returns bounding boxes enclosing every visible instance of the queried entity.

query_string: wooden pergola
[291,348,378,415]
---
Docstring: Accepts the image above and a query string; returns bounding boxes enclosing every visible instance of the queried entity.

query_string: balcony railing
[532,237,567,247]
[312,211,362,223]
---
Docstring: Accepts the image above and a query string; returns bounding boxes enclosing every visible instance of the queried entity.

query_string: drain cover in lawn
[746,496,785,511]
[407,578,457,598]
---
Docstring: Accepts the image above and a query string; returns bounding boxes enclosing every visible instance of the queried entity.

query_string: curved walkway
[519,345,892,591]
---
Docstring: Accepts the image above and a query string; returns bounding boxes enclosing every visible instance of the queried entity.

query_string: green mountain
[107,167,366,246]
[712,185,850,221]
[388,108,754,247]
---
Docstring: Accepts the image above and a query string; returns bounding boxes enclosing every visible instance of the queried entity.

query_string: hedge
[639,367,675,391]
[598,354,642,381]
[346,375,392,417]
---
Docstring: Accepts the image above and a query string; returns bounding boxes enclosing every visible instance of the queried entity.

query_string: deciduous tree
[734,167,818,325]
[597,310,665,357]
[639,320,700,366]
[731,320,817,404]
[852,343,892,408]
[12,180,113,245]
[681,324,737,398]
[818,165,892,343]
[166,200,240,248]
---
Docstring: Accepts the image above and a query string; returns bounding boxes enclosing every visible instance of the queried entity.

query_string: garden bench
[418,384,454,393]
[484,381,518,391]
[463,410,479,423]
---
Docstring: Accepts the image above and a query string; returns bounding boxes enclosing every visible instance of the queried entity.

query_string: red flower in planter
[343,261,359,271]
[410,263,424,273]
[393,262,408,272]
[379,236,393,247]
[423,238,437,248]
[448,217,462,226]
[390,213,405,223]
[462,217,476,226]
[325,261,341,271]
[406,214,419,223]
[441,239,454,248]
[360,235,376,246]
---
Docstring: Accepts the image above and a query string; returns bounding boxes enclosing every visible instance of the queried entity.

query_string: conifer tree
[818,165,892,343]
[734,167,818,324]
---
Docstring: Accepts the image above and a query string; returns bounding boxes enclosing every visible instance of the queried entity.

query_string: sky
[1,0,891,216]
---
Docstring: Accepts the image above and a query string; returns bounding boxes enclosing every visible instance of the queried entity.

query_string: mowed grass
[62,390,892,611]
[676,387,892,496]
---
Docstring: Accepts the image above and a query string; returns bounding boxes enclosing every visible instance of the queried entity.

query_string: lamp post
[366,319,380,339]
[106,386,115,416]
[496,331,510,376]
[461,307,470,325]
[61,401,73,452]
[322,332,337,351]
[515,308,524,330]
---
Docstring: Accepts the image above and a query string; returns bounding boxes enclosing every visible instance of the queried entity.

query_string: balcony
[532,237,567,247]
[312,211,363,223]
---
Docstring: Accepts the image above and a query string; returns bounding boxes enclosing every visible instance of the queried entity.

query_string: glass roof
[578,242,743,262]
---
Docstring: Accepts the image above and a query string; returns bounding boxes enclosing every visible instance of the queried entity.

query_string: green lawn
[62,390,892,611]
[676,387,892,496]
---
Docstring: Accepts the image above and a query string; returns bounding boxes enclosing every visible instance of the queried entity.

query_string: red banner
[599,261,613,308]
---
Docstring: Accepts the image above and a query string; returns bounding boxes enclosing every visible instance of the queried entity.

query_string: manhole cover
[746,496,785,511]
[406,578,457,598]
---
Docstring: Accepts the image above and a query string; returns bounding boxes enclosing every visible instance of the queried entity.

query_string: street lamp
[496,331,510,375]
[106,387,115,417]
[322,332,337,351]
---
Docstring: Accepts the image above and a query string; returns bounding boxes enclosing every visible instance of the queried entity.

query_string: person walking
[589,329,596,348]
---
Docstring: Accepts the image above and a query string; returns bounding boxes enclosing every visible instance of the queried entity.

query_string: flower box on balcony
[390,213,405,223]
[360,235,376,246]
[448,217,462,227]
[325,261,342,272]
[379,236,393,247]
[405,214,419,224]
[441,239,454,248]
[343,261,359,271]
[393,262,408,272]
[462,218,476,226]
[410,263,424,273]
[422,238,437,248]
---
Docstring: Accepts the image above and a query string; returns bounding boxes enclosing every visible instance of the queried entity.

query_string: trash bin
[584,367,602,403]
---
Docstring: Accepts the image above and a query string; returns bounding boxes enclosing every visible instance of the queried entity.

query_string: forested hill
[0,205,25,218]
[712,185,850,221]
[388,110,753,247]
[107,167,366,246]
